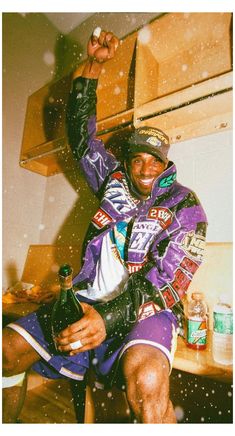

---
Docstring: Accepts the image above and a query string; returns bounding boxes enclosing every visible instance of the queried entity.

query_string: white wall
[169,130,232,242]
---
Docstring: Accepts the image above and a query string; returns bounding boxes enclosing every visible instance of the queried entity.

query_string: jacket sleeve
[66,76,118,194]
[95,193,207,337]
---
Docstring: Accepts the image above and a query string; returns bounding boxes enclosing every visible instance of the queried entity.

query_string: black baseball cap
[127,126,170,163]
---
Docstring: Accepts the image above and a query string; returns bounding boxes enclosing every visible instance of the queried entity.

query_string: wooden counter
[174,332,232,383]
[3,303,232,384]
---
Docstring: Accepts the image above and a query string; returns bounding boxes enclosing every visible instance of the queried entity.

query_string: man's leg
[121,344,176,423]
[2,327,41,423]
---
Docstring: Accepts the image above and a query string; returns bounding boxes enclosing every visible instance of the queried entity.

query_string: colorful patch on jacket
[103,177,138,214]
[181,230,206,261]
[128,221,162,255]
[92,208,113,229]
[159,172,177,188]
[147,207,173,229]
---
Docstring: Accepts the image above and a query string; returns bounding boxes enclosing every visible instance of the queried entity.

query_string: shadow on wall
[4,261,20,288]
[42,33,84,145]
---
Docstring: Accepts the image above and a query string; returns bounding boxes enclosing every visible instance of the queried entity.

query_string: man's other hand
[55,302,106,354]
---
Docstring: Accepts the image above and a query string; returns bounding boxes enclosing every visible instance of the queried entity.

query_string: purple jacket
[67,77,208,337]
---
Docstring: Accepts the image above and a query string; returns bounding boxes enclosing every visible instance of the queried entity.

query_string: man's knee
[3,328,18,374]
[122,345,171,421]
[127,352,169,400]
[2,327,37,376]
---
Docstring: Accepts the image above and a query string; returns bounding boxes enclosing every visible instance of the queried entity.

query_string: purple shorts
[7,296,179,388]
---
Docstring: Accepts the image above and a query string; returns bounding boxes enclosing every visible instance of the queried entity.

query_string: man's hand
[80,29,119,79]
[55,302,106,355]
[87,29,119,63]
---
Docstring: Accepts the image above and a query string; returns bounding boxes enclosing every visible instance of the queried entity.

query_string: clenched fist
[80,28,119,79]
[88,28,119,63]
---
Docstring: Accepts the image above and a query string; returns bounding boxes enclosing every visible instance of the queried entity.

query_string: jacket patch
[104,179,137,214]
[129,221,160,254]
[161,286,179,307]
[111,171,124,180]
[138,301,161,321]
[159,172,176,188]
[92,208,113,229]
[127,262,146,274]
[180,256,199,275]
[181,230,206,261]
[147,207,173,229]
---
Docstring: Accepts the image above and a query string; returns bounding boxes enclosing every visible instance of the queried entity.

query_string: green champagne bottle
[51,264,83,351]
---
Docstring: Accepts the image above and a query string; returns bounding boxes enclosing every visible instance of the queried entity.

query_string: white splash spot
[48,96,54,104]
[182,64,188,72]
[92,357,98,365]
[51,263,59,273]
[43,51,55,66]
[228,391,232,397]
[119,71,124,77]
[39,224,45,231]
[202,71,209,79]
[23,234,28,239]
[114,86,121,95]
[138,26,152,45]
[107,392,112,398]
[174,406,184,421]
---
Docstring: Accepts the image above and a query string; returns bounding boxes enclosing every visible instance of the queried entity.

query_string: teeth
[139,179,154,185]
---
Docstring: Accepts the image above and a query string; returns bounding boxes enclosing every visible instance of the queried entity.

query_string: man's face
[126,152,167,199]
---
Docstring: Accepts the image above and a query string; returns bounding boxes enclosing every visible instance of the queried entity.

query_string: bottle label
[213,312,233,334]
[187,319,207,345]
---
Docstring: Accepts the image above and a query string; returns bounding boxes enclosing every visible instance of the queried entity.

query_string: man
[3,29,207,423]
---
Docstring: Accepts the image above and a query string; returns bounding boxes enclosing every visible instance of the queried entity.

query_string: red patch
[92,208,112,229]
[127,262,145,274]
[147,207,173,229]
[180,257,199,275]
[111,171,124,180]
[171,269,191,299]
[161,287,176,307]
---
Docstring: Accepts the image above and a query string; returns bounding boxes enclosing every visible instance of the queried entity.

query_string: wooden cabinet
[134,12,232,143]
[20,73,74,176]
[20,13,232,176]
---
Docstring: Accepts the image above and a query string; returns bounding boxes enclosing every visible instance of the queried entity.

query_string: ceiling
[44,13,94,34]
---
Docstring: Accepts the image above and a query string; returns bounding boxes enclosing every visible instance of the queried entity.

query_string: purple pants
[7,296,179,388]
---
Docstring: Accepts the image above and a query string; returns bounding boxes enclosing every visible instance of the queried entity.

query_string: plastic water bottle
[212,295,233,365]
[186,292,208,350]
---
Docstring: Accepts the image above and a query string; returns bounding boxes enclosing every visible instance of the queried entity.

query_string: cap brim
[128,144,167,163]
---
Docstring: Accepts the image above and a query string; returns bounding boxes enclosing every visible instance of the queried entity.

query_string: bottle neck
[59,274,73,292]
